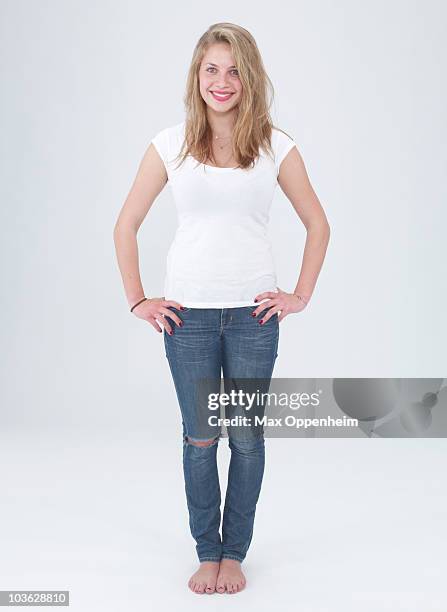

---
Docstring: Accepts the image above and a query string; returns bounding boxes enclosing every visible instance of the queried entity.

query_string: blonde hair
[173,22,291,171]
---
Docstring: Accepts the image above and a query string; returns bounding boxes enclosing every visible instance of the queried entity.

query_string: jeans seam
[221,554,244,562]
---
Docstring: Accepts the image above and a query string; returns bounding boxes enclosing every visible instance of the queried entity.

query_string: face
[198,43,242,112]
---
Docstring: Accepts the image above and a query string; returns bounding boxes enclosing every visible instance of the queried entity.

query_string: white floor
[0,428,445,611]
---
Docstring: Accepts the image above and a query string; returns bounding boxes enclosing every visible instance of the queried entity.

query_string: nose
[213,78,231,89]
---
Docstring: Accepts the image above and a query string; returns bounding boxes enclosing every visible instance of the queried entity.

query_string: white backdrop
[1,2,446,610]
[1,0,446,427]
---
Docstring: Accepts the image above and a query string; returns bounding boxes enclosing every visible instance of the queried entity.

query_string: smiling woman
[202,61,240,107]
[113,21,330,597]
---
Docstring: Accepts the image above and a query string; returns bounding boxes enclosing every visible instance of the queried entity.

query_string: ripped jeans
[163,305,279,563]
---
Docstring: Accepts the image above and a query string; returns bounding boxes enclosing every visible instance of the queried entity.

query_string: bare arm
[113,143,183,333]
[253,146,330,323]
[278,146,330,300]
[113,143,167,306]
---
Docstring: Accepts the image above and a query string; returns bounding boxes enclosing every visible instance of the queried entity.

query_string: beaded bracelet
[130,297,148,313]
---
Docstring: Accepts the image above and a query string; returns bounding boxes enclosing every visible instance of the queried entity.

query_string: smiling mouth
[210,91,235,102]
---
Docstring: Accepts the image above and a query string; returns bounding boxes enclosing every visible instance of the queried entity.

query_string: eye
[205,67,239,77]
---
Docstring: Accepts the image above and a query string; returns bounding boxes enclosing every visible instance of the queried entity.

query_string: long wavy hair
[173,22,291,171]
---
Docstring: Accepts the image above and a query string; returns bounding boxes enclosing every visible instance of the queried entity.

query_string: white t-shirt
[150,120,297,308]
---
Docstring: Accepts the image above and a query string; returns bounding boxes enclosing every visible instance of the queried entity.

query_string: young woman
[114,22,330,595]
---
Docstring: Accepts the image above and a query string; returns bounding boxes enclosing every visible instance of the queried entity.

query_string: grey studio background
[1,1,446,611]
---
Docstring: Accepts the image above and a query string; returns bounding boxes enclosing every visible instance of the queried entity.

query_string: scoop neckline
[199,161,241,171]
[179,121,241,171]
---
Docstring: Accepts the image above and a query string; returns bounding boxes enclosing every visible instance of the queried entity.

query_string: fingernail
[169,331,173,335]
[179,321,183,327]
[180,306,185,310]
[259,319,263,325]
[254,299,258,302]
[251,312,257,317]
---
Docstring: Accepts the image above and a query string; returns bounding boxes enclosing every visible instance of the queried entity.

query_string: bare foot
[216,559,246,594]
[188,561,220,594]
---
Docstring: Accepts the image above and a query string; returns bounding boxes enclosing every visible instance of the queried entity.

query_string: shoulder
[272,126,295,146]
[151,120,184,143]
[150,120,185,160]
[271,126,298,174]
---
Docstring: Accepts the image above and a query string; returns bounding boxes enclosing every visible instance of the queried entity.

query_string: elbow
[322,222,331,248]
[113,221,122,244]
[319,213,331,243]
[113,218,138,243]
[307,218,330,241]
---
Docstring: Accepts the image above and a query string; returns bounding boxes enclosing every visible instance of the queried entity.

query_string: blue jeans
[163,305,279,563]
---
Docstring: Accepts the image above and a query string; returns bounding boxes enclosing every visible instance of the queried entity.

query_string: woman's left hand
[252,286,310,323]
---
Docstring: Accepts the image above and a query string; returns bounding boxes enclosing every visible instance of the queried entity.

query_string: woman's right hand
[131,297,185,334]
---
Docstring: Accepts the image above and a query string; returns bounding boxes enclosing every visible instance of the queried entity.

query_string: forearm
[113,225,146,308]
[293,222,330,301]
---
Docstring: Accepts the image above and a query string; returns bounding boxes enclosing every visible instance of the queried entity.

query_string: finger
[154,314,172,335]
[259,307,281,324]
[147,317,163,333]
[254,291,279,302]
[159,306,183,327]
[254,300,279,317]
[164,300,186,311]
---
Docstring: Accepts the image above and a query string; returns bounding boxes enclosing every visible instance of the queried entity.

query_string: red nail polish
[179,321,183,327]
[169,331,173,335]
[180,306,185,310]
[259,319,263,325]
[251,312,256,317]
[254,299,258,303]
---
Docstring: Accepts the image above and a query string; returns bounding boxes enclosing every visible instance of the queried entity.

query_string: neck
[206,107,237,137]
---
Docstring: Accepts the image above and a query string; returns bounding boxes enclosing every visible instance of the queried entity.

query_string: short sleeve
[273,128,297,176]
[150,127,170,173]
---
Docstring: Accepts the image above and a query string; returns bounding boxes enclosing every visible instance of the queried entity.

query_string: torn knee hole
[185,436,219,447]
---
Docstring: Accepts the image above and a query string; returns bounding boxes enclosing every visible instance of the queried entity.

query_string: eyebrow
[205,62,237,69]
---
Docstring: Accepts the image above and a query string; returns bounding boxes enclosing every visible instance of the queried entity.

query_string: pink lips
[210,91,234,102]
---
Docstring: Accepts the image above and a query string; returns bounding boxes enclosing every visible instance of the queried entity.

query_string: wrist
[127,294,146,308]
[293,292,311,305]
[130,296,148,313]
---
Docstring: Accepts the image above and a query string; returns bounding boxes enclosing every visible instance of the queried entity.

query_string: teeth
[212,92,233,98]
